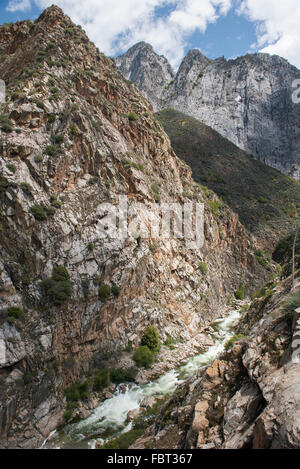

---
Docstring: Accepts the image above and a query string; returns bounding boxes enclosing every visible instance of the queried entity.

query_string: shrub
[94,369,110,390]
[111,284,120,297]
[209,200,222,216]
[44,205,56,217]
[199,262,208,275]
[128,112,138,121]
[34,155,43,163]
[52,265,70,282]
[35,100,45,110]
[7,306,24,320]
[225,334,246,351]
[40,266,72,306]
[45,145,58,156]
[30,205,47,221]
[133,346,154,369]
[48,114,56,124]
[87,242,94,252]
[40,279,72,306]
[21,274,31,286]
[140,326,161,353]
[50,195,62,209]
[71,124,78,136]
[0,115,13,133]
[98,284,111,301]
[54,134,64,145]
[110,368,126,384]
[20,182,32,195]
[65,381,90,402]
[7,164,16,174]
[0,176,10,192]
[235,284,245,301]
[64,409,73,421]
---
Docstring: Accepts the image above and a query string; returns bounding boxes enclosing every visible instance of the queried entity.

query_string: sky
[0,0,300,70]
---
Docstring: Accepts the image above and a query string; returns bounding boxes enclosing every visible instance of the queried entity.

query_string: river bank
[42,306,243,449]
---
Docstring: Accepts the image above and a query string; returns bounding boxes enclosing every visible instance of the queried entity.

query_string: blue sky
[0,1,299,69]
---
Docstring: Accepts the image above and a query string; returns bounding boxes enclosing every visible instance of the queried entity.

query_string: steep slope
[0,6,269,448]
[156,109,300,250]
[117,44,300,180]
[115,42,175,111]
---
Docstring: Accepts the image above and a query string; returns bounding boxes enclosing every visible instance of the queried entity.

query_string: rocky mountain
[0,6,269,448]
[117,44,300,181]
[156,109,300,250]
[115,42,175,111]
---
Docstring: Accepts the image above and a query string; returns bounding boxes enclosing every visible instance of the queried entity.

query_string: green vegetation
[50,195,62,209]
[199,261,208,275]
[0,115,13,132]
[225,334,246,351]
[29,204,47,221]
[140,325,161,353]
[71,124,78,136]
[110,368,126,384]
[52,265,70,282]
[128,112,138,121]
[209,200,223,216]
[20,182,32,196]
[40,265,72,306]
[53,134,64,145]
[132,346,155,368]
[94,369,110,391]
[48,114,56,124]
[122,157,144,172]
[7,164,16,174]
[111,284,121,297]
[98,284,111,301]
[155,108,300,245]
[65,381,90,402]
[7,306,24,321]
[235,284,245,301]
[45,145,58,156]
[151,183,161,203]
[255,249,270,270]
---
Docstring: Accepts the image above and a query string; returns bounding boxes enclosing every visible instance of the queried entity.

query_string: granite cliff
[116,43,300,180]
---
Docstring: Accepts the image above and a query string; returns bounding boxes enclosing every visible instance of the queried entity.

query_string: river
[42,309,240,449]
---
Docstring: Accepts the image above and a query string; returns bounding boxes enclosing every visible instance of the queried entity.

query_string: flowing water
[43,309,240,449]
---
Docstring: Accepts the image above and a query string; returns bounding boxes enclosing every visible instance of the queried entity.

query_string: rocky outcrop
[0,6,268,448]
[131,273,300,449]
[117,44,300,180]
[115,42,175,112]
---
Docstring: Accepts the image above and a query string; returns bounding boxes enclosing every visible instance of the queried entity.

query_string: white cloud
[6,0,31,11]
[6,0,300,69]
[239,0,300,68]
[5,0,233,67]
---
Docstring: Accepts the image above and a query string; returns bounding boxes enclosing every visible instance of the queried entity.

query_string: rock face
[0,6,268,448]
[115,42,175,112]
[131,274,300,449]
[117,44,300,180]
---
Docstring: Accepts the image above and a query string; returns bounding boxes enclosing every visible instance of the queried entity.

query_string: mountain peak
[37,4,67,22]
[128,41,154,52]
